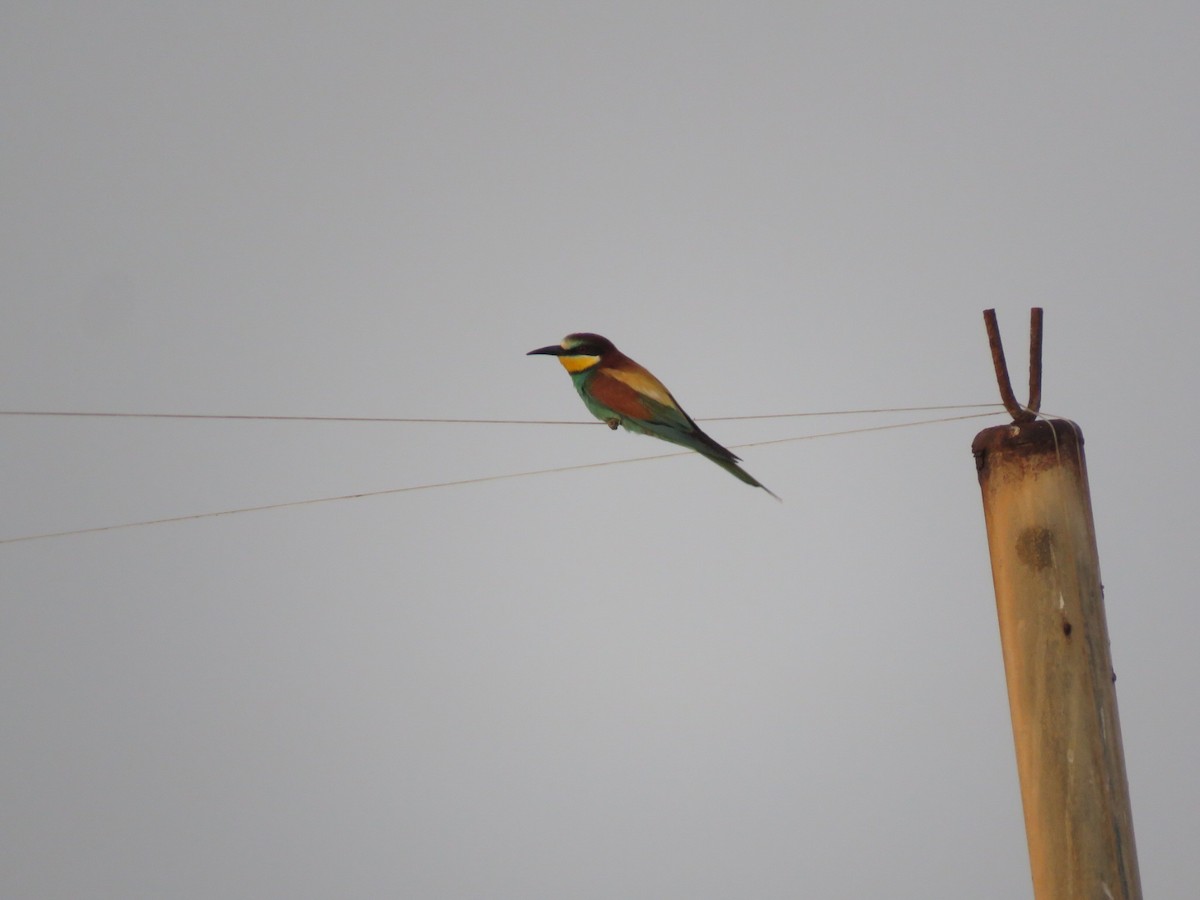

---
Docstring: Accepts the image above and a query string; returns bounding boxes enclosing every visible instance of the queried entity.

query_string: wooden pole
[974,311,1141,899]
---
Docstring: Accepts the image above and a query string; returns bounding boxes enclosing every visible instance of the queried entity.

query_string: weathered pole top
[975,309,1081,475]
[972,416,1083,457]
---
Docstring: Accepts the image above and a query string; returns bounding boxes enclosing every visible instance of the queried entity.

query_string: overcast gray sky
[3,3,1198,898]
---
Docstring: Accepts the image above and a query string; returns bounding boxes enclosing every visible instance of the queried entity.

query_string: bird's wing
[591,365,700,432]
[591,366,743,463]
[607,363,709,433]
[605,365,678,410]
[640,394,741,461]
[585,369,658,420]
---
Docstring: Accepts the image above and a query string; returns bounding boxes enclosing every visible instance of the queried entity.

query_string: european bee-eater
[528,332,778,498]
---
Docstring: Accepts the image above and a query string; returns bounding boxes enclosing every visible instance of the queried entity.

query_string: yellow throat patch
[558,354,600,373]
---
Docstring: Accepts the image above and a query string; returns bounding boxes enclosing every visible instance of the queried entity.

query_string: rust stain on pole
[973,419,1141,900]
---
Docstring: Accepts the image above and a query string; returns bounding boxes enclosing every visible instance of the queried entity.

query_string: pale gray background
[3,3,1198,898]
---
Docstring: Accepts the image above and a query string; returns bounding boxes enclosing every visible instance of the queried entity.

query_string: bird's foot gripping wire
[605,418,620,430]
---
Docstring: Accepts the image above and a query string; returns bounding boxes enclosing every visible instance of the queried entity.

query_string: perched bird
[528,332,778,498]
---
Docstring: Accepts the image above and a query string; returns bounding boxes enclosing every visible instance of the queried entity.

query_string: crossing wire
[0,409,1005,545]
[0,403,1002,425]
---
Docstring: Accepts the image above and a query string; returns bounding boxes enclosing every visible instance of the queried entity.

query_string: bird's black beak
[527,344,566,356]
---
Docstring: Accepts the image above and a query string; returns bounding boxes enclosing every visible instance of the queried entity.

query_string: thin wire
[706,403,1003,421]
[731,409,1002,447]
[0,410,593,425]
[0,409,1005,545]
[0,454,681,545]
[0,403,1003,426]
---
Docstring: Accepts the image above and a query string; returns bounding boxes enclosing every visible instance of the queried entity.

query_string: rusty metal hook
[983,308,1043,423]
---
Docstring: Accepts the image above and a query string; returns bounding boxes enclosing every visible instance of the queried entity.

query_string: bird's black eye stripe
[560,334,614,356]
[564,342,601,356]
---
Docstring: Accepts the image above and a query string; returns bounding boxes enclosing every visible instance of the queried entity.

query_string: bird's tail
[703,451,781,501]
